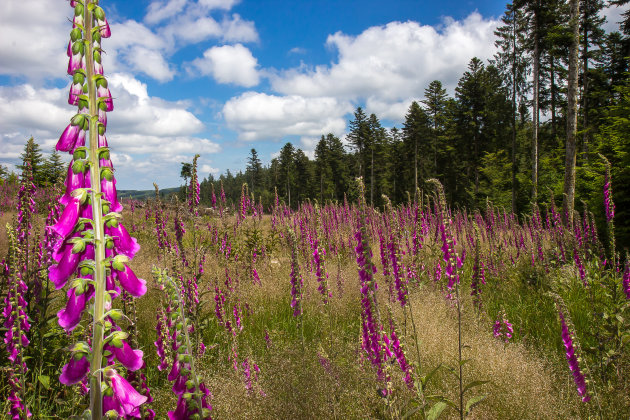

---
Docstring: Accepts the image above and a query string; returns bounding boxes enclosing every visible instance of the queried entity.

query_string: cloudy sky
[0,0,626,189]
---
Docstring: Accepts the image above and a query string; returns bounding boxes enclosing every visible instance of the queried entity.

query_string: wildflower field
[1,167,629,419]
[1,1,629,419]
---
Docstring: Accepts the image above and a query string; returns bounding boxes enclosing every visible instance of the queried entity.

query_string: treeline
[199,0,630,247]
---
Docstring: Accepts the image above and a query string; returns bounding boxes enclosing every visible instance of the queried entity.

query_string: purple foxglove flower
[59,354,90,385]
[50,196,81,239]
[94,60,103,75]
[106,340,144,371]
[624,262,630,300]
[101,177,122,212]
[115,264,147,297]
[49,243,94,289]
[97,86,114,111]
[58,285,94,331]
[97,18,111,38]
[69,82,82,105]
[106,224,140,259]
[60,163,86,206]
[106,369,148,416]
[67,40,72,57]
[72,13,83,28]
[167,397,189,420]
[167,360,181,382]
[67,52,84,75]
[98,133,108,147]
[56,123,82,152]
[99,108,107,127]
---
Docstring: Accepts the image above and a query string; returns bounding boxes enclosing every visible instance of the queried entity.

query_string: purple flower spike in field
[47,1,148,418]
[558,311,590,402]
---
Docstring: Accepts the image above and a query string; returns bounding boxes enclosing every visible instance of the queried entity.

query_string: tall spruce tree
[347,107,371,181]
[43,148,66,186]
[18,137,45,186]
[246,148,263,194]
[492,2,529,212]
[422,80,449,178]
[278,142,295,207]
[403,101,431,192]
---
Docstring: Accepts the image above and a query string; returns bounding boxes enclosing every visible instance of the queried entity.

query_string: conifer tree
[246,148,263,194]
[18,137,45,186]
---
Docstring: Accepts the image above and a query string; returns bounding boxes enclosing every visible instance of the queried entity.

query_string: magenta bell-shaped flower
[104,369,148,417]
[59,354,90,385]
[115,264,147,297]
[99,108,107,127]
[101,176,122,212]
[60,164,87,206]
[49,243,94,289]
[97,85,114,111]
[57,123,83,152]
[97,18,111,38]
[106,224,140,259]
[50,196,81,239]
[69,82,82,105]
[58,285,94,332]
[105,340,144,371]
[67,52,84,76]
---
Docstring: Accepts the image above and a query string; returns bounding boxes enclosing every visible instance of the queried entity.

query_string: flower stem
[85,2,106,418]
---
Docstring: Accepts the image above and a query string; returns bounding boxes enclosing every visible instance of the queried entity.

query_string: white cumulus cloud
[223,92,352,141]
[224,13,500,142]
[189,44,260,87]
[0,0,70,80]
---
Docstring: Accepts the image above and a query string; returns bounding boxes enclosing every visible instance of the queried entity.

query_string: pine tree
[492,2,529,212]
[279,142,295,207]
[516,0,544,203]
[347,107,371,181]
[293,149,312,204]
[43,148,66,186]
[403,101,431,192]
[18,137,45,186]
[580,0,606,158]
[422,80,449,178]
[324,133,350,202]
[246,148,263,194]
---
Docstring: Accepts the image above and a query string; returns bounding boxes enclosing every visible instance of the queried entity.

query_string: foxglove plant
[3,225,31,419]
[600,155,616,266]
[48,2,147,417]
[354,179,385,381]
[493,309,513,343]
[624,257,630,300]
[288,228,304,348]
[552,295,592,403]
[154,267,212,419]
[189,154,200,215]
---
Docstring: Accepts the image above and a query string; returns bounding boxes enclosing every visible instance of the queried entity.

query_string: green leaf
[426,401,447,420]
[38,375,51,390]
[463,380,490,394]
[464,395,487,416]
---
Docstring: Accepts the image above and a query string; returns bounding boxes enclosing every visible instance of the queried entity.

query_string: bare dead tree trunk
[563,0,580,225]
[532,11,540,204]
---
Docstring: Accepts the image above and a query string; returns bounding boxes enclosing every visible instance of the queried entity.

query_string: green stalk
[177,286,205,414]
[84,2,106,418]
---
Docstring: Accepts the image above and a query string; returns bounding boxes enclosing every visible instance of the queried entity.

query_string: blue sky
[0,0,626,189]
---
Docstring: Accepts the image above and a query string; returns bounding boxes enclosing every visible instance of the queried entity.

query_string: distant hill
[118,186,181,201]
